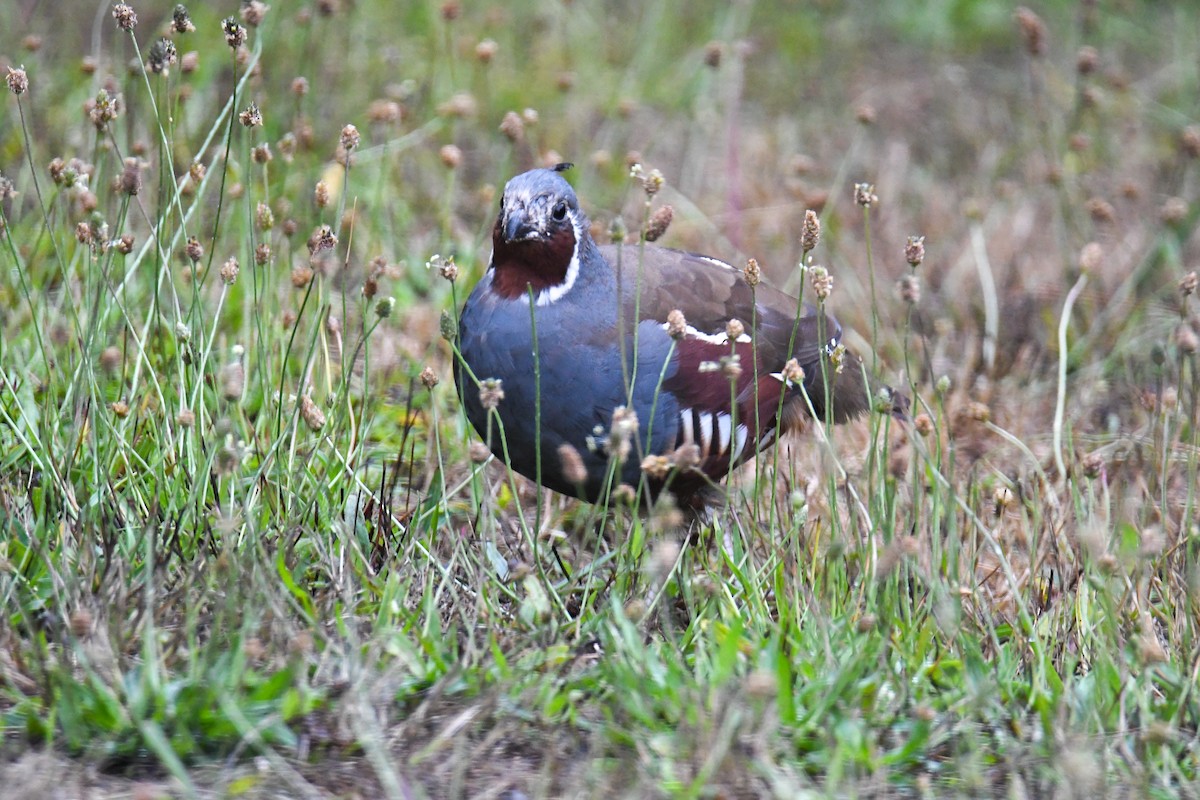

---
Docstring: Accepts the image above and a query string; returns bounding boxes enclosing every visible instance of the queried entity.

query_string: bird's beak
[502,204,540,243]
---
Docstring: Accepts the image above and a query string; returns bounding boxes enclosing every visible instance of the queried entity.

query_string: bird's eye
[552,201,568,221]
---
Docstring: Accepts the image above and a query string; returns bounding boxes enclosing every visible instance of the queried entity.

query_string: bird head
[489,164,589,303]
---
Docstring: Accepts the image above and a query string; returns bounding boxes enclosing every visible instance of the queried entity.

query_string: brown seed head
[148,37,177,75]
[479,378,505,410]
[475,38,498,63]
[1179,271,1197,297]
[220,256,239,285]
[743,258,761,287]
[220,349,245,401]
[255,201,274,230]
[558,443,588,485]
[499,111,524,141]
[1080,451,1104,479]
[1085,197,1114,224]
[112,3,138,31]
[252,142,272,164]
[1076,45,1099,74]
[1160,197,1188,225]
[1182,126,1200,159]
[75,221,95,246]
[419,366,439,389]
[185,236,203,263]
[1014,7,1046,56]
[468,441,491,463]
[240,0,270,27]
[801,209,821,253]
[432,253,458,282]
[703,41,723,68]
[290,265,314,288]
[726,318,745,342]
[898,274,920,305]
[307,225,337,257]
[438,92,477,118]
[173,4,195,32]
[439,144,463,169]
[1079,242,1103,274]
[782,358,805,384]
[905,235,925,266]
[254,242,271,265]
[299,394,325,431]
[314,180,330,208]
[914,413,934,437]
[809,265,833,300]
[222,17,247,48]
[340,123,360,152]
[110,400,130,418]
[239,102,262,127]
[6,67,28,96]
[640,455,671,481]
[666,309,687,339]
[854,182,878,208]
[88,89,121,130]
[119,157,141,195]
[608,405,639,463]
[644,204,673,242]
[117,234,135,254]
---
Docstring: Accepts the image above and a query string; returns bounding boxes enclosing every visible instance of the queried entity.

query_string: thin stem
[1054,272,1088,481]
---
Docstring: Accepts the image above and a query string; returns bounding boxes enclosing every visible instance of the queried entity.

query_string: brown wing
[599,244,872,424]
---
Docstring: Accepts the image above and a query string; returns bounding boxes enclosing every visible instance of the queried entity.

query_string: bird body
[456,167,878,506]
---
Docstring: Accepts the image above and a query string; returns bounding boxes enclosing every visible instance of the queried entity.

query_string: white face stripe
[533,207,583,308]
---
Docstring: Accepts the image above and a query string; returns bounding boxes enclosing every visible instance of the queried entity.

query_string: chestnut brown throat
[489,221,578,301]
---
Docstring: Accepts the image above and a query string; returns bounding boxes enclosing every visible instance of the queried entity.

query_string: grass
[1,0,1199,797]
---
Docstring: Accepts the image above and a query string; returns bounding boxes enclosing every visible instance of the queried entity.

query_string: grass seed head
[499,111,524,141]
[6,66,28,95]
[854,182,878,208]
[743,258,761,286]
[240,0,270,27]
[223,17,247,49]
[558,443,587,485]
[119,157,141,195]
[1015,7,1046,56]
[809,265,833,300]
[479,378,505,410]
[299,395,326,430]
[239,102,262,127]
[905,235,925,266]
[112,3,138,31]
[148,38,177,75]
[644,204,673,242]
[173,4,195,33]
